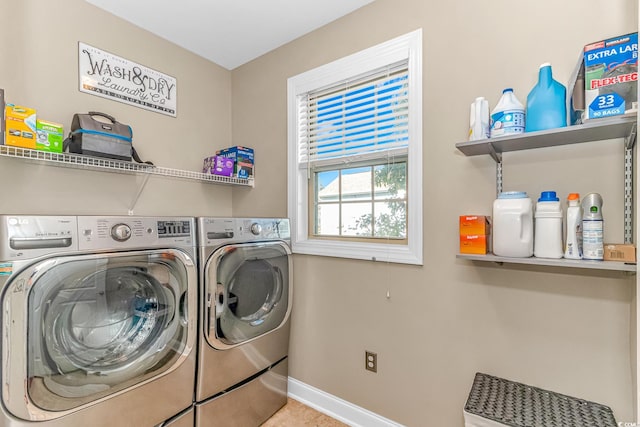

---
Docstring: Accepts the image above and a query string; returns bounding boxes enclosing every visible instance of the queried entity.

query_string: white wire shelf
[0,145,255,187]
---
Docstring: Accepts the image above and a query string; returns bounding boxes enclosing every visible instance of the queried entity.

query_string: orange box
[459,215,490,236]
[460,234,489,255]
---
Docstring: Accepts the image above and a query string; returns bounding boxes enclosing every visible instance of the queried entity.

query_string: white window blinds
[298,60,409,167]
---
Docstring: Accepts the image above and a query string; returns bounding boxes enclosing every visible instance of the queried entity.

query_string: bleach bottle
[490,88,525,138]
[525,63,567,132]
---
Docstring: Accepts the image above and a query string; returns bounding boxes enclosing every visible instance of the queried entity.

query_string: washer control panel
[78,216,195,250]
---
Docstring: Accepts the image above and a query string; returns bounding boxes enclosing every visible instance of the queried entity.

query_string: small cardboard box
[460,215,490,236]
[236,161,253,179]
[216,146,254,178]
[5,104,37,149]
[203,155,235,177]
[202,156,215,173]
[584,32,638,120]
[460,234,489,255]
[212,156,234,177]
[216,146,254,163]
[36,120,63,153]
[603,243,636,262]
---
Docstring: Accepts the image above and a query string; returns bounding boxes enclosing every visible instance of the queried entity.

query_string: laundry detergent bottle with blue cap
[534,191,563,259]
[525,63,567,132]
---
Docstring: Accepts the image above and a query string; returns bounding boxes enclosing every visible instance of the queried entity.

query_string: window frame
[287,29,423,265]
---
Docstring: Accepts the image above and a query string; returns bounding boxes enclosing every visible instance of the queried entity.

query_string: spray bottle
[581,193,603,260]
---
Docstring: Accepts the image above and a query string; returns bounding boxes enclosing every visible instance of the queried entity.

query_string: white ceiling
[86,0,376,70]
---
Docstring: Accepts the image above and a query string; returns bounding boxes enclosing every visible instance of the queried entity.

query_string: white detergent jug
[492,191,533,257]
[534,191,563,259]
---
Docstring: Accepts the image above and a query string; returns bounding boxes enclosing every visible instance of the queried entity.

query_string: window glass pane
[317,203,340,235]
[317,170,339,202]
[341,202,373,236]
[374,201,407,238]
[374,163,406,200]
[314,161,407,239]
[341,167,372,202]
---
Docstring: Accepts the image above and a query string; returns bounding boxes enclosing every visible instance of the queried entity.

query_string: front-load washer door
[205,241,291,349]
[1,249,196,421]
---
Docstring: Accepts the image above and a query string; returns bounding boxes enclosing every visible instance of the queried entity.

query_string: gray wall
[231,0,638,425]
[0,0,236,217]
[1,0,638,426]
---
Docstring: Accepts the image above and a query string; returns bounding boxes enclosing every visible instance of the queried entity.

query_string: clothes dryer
[195,218,292,427]
[0,215,197,427]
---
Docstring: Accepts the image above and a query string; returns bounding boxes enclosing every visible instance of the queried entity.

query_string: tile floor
[261,398,348,427]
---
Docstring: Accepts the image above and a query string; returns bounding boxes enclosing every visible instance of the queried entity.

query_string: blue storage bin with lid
[525,63,567,132]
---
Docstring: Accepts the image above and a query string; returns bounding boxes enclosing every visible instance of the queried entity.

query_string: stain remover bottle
[581,193,604,261]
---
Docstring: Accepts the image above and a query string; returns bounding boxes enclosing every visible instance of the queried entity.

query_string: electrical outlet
[365,351,377,373]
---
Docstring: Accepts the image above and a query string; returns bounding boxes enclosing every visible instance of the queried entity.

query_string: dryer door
[205,241,291,348]
[2,249,196,421]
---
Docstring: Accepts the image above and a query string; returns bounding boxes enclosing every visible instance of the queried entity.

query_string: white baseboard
[287,377,404,427]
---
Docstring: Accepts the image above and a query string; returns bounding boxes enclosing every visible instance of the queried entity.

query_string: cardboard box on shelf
[459,215,491,254]
[603,243,636,262]
[459,215,490,236]
[584,32,638,120]
[460,234,490,255]
[216,146,254,178]
[203,155,235,177]
[5,104,37,149]
[35,120,63,153]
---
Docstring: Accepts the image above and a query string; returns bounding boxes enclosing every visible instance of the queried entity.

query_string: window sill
[292,238,422,265]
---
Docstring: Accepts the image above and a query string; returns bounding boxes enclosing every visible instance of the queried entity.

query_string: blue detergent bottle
[525,63,567,132]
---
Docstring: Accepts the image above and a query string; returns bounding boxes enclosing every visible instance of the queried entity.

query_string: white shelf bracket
[128,174,151,215]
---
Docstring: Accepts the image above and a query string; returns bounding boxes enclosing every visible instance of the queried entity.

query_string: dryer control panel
[198,218,290,245]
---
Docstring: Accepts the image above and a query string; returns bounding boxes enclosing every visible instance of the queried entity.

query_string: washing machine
[0,215,197,427]
[195,218,292,427]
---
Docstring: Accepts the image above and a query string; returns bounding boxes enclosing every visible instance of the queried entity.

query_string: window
[314,162,407,239]
[287,30,422,265]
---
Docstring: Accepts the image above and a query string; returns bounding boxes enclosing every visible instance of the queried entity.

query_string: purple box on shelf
[203,155,234,176]
[212,155,234,177]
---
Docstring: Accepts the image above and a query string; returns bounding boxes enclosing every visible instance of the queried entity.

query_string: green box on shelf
[36,119,63,153]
